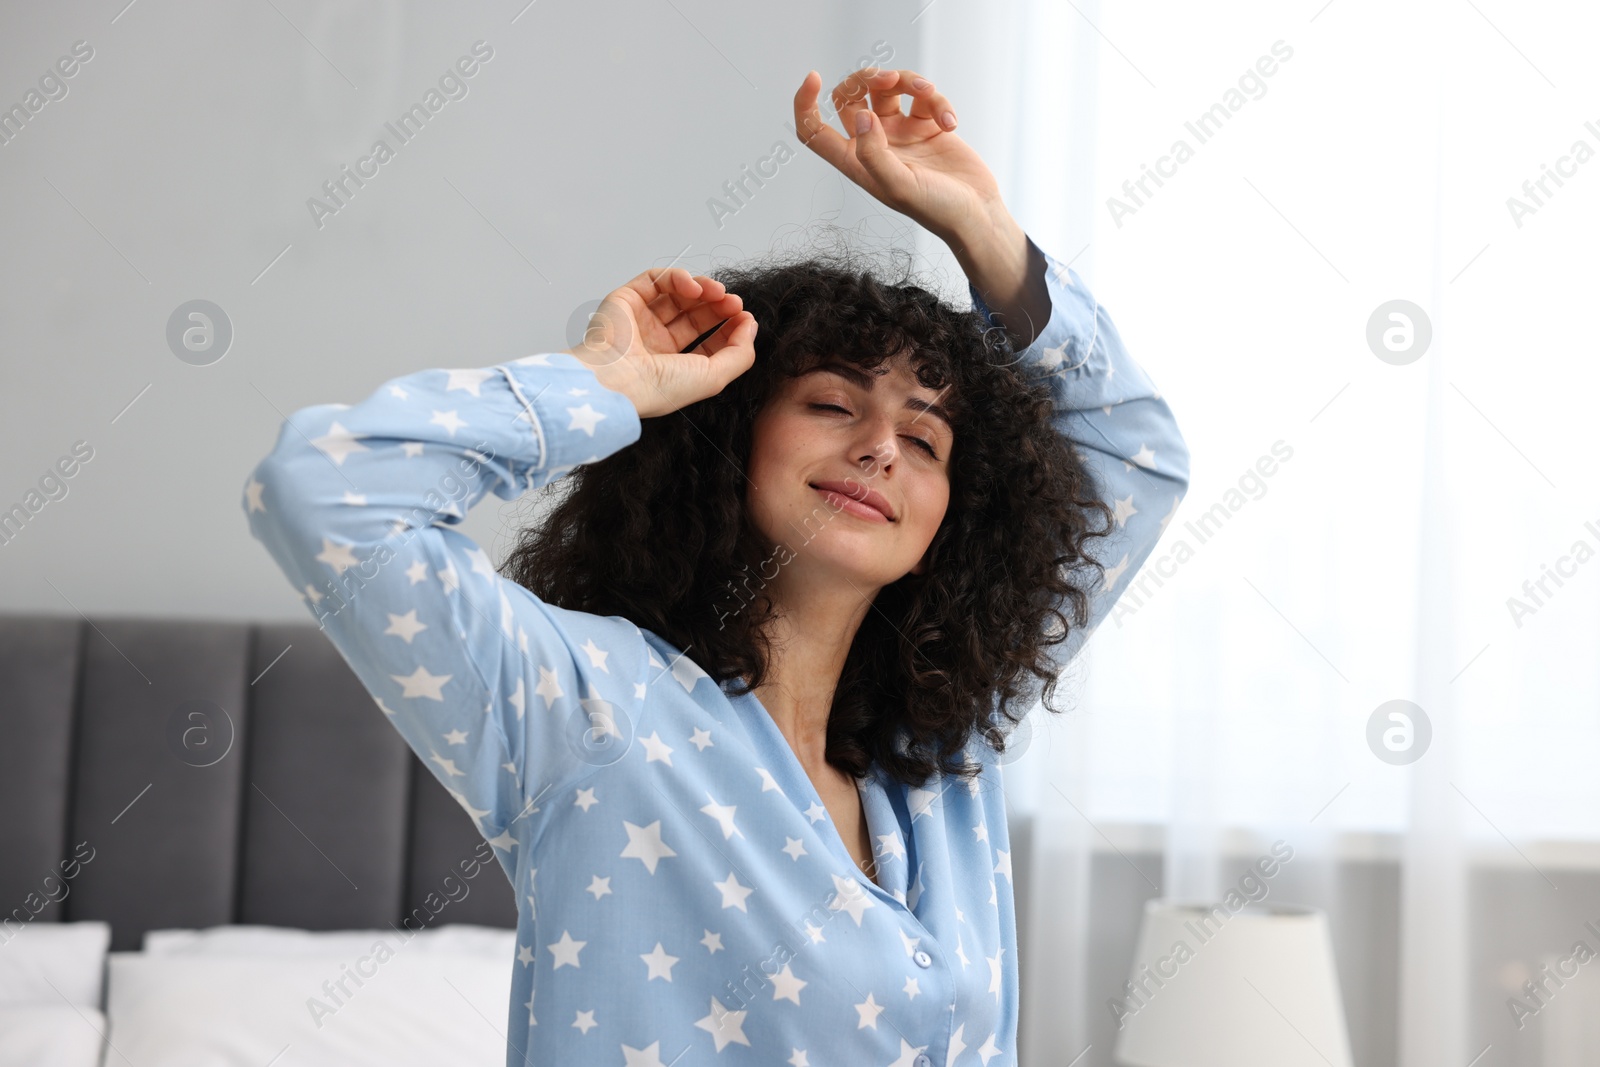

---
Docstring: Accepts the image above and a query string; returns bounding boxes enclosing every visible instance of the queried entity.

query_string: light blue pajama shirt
[243,234,1190,1067]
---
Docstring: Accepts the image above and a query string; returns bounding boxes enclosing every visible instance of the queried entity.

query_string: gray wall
[0,0,935,621]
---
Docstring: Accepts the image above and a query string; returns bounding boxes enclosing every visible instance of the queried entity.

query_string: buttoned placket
[725,682,960,1065]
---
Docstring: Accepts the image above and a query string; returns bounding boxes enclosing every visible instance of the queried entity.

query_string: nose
[853,410,900,475]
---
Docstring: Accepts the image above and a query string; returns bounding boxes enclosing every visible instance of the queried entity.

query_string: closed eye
[809,403,939,458]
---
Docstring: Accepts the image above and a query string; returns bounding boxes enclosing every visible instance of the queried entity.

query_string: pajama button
[914,1056,932,1067]
[913,949,932,968]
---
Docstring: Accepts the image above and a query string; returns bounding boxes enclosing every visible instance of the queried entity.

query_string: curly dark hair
[503,239,1116,790]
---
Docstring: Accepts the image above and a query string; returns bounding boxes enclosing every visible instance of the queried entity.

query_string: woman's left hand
[793,67,1003,244]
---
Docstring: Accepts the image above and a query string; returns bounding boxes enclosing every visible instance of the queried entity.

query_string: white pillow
[107,948,513,1066]
[142,923,514,959]
[0,920,110,1007]
[0,1004,108,1067]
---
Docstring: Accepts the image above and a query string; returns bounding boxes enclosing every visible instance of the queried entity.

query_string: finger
[850,110,910,193]
[624,266,699,313]
[700,312,759,388]
[829,68,874,143]
[871,68,957,130]
[792,69,854,172]
[861,67,906,119]
[644,277,732,329]
[666,295,743,350]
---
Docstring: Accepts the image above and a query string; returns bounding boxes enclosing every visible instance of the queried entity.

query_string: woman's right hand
[564,267,758,419]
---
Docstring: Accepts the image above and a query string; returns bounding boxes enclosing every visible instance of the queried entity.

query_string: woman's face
[745,351,954,592]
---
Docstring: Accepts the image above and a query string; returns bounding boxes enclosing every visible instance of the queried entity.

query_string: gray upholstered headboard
[0,613,515,952]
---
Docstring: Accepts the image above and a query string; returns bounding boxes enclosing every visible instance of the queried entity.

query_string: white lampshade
[1113,900,1353,1067]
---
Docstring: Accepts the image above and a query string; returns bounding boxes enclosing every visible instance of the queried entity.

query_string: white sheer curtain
[918,1,1600,1065]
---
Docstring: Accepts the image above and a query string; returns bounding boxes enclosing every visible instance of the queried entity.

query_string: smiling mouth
[809,482,894,523]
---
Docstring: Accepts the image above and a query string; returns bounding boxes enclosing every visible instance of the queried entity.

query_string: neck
[748,567,877,774]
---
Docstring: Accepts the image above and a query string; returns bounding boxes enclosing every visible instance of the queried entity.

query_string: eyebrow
[797,361,955,434]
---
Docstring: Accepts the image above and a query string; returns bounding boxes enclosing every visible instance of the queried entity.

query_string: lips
[809,480,895,522]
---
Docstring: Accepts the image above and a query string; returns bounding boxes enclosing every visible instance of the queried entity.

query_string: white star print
[1127,444,1157,470]
[771,963,806,1004]
[903,976,921,999]
[1112,492,1138,527]
[757,768,785,795]
[465,546,497,581]
[700,930,723,953]
[517,942,534,967]
[388,384,408,399]
[621,1041,668,1067]
[579,689,620,743]
[442,728,467,745]
[987,947,1005,995]
[580,637,610,671]
[828,873,876,925]
[877,831,906,861]
[310,421,368,465]
[887,1038,930,1066]
[574,787,598,811]
[640,731,674,766]
[244,478,265,512]
[315,538,359,575]
[804,802,827,824]
[640,942,679,981]
[994,848,1013,883]
[948,1024,968,1064]
[689,727,714,751]
[566,403,606,436]
[853,992,884,1029]
[670,653,709,692]
[693,998,750,1051]
[978,1032,1004,1065]
[444,368,496,396]
[714,871,753,912]
[404,559,428,584]
[699,795,743,840]
[586,875,611,900]
[1100,553,1131,592]
[620,820,676,874]
[436,560,461,595]
[384,610,427,643]
[572,1009,597,1034]
[534,665,563,709]
[782,837,807,860]
[507,677,525,720]
[547,930,585,969]
[788,1051,809,1067]
[400,441,424,457]
[392,665,450,701]
[485,829,516,851]
[907,786,938,820]
[429,409,467,435]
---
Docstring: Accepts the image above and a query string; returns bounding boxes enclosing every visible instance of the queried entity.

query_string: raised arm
[792,65,1192,672]
[243,354,648,869]
[242,267,756,866]
[964,231,1192,668]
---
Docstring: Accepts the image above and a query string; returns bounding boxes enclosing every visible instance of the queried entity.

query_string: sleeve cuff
[968,234,1101,384]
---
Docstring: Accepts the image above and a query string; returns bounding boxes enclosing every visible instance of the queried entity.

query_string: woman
[245,66,1189,1067]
